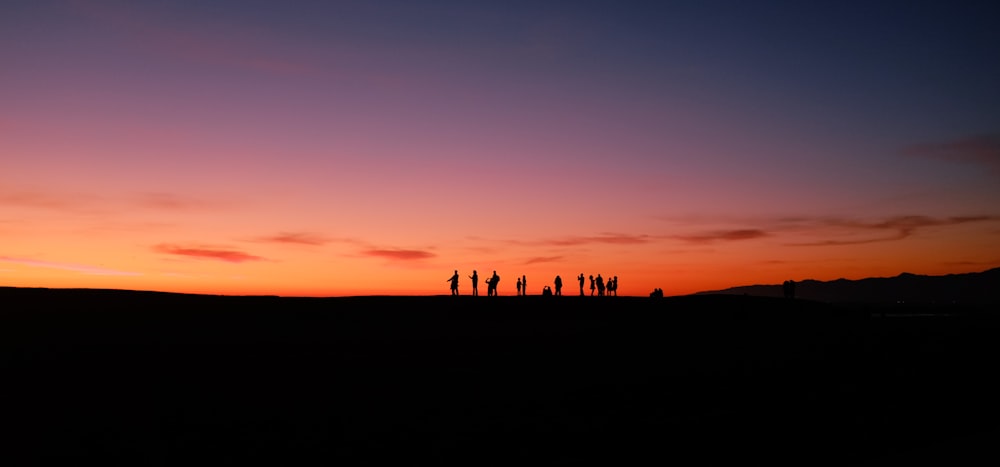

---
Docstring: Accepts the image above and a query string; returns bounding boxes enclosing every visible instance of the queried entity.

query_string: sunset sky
[3,1,999,297]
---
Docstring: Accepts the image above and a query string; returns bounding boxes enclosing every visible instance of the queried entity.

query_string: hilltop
[696,267,1000,304]
[2,289,999,464]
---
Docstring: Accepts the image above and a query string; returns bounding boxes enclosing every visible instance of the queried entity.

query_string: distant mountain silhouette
[695,267,1000,304]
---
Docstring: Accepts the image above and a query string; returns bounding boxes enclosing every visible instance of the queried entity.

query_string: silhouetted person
[516,277,522,296]
[577,273,585,295]
[447,270,460,296]
[488,270,500,296]
[596,274,605,296]
[650,288,663,298]
[522,275,527,296]
[469,270,479,296]
[554,275,563,295]
[610,276,618,296]
[589,275,596,296]
[542,285,552,296]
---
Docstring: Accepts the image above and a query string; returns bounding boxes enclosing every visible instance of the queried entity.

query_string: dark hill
[696,267,1000,304]
[2,288,999,465]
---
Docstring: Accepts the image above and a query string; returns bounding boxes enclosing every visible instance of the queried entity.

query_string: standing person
[596,274,605,296]
[521,275,527,296]
[447,270,460,296]
[469,270,479,296]
[610,276,618,296]
[516,277,522,296]
[490,271,500,296]
[577,273,585,296]
[554,275,563,296]
[589,275,596,296]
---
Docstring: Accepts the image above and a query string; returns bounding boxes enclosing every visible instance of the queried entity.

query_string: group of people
[450,270,503,296]
[447,270,620,296]
[584,274,617,296]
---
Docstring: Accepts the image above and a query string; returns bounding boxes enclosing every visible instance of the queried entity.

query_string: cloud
[1,188,228,215]
[154,244,263,262]
[671,229,769,244]
[254,232,331,246]
[361,249,435,261]
[525,256,563,265]
[0,189,97,212]
[136,193,215,211]
[658,212,1000,247]
[543,233,654,246]
[787,215,1000,246]
[0,256,140,276]
[902,133,1000,176]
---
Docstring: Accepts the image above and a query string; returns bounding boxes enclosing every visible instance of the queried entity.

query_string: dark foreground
[2,288,999,465]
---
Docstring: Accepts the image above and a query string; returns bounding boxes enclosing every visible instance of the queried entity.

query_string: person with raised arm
[447,270,460,296]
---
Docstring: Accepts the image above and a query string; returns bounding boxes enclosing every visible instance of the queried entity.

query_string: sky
[2,0,999,297]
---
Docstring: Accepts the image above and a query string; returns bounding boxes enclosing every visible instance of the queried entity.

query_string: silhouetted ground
[2,288,999,465]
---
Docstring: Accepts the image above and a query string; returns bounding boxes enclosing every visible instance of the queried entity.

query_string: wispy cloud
[2,188,230,215]
[902,133,1000,176]
[525,256,564,265]
[0,256,140,276]
[253,232,331,246]
[788,215,1000,246]
[659,213,1000,247]
[154,244,263,262]
[541,233,654,246]
[941,259,1000,268]
[136,193,217,211]
[361,249,435,261]
[671,229,769,244]
[0,189,98,212]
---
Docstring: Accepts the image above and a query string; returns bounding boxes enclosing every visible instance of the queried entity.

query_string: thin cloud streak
[362,249,435,261]
[658,214,1000,247]
[136,193,219,211]
[671,229,769,244]
[255,232,331,246]
[0,256,141,276]
[542,233,654,246]
[788,215,1000,246]
[902,133,1000,176]
[0,189,97,212]
[525,256,563,265]
[154,244,263,262]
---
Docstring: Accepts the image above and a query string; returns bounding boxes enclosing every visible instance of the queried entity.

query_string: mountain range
[695,267,1000,304]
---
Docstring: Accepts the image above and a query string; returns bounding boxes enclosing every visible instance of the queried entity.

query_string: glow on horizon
[2,1,999,297]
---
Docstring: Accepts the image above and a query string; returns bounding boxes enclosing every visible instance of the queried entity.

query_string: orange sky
[2,1,999,296]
